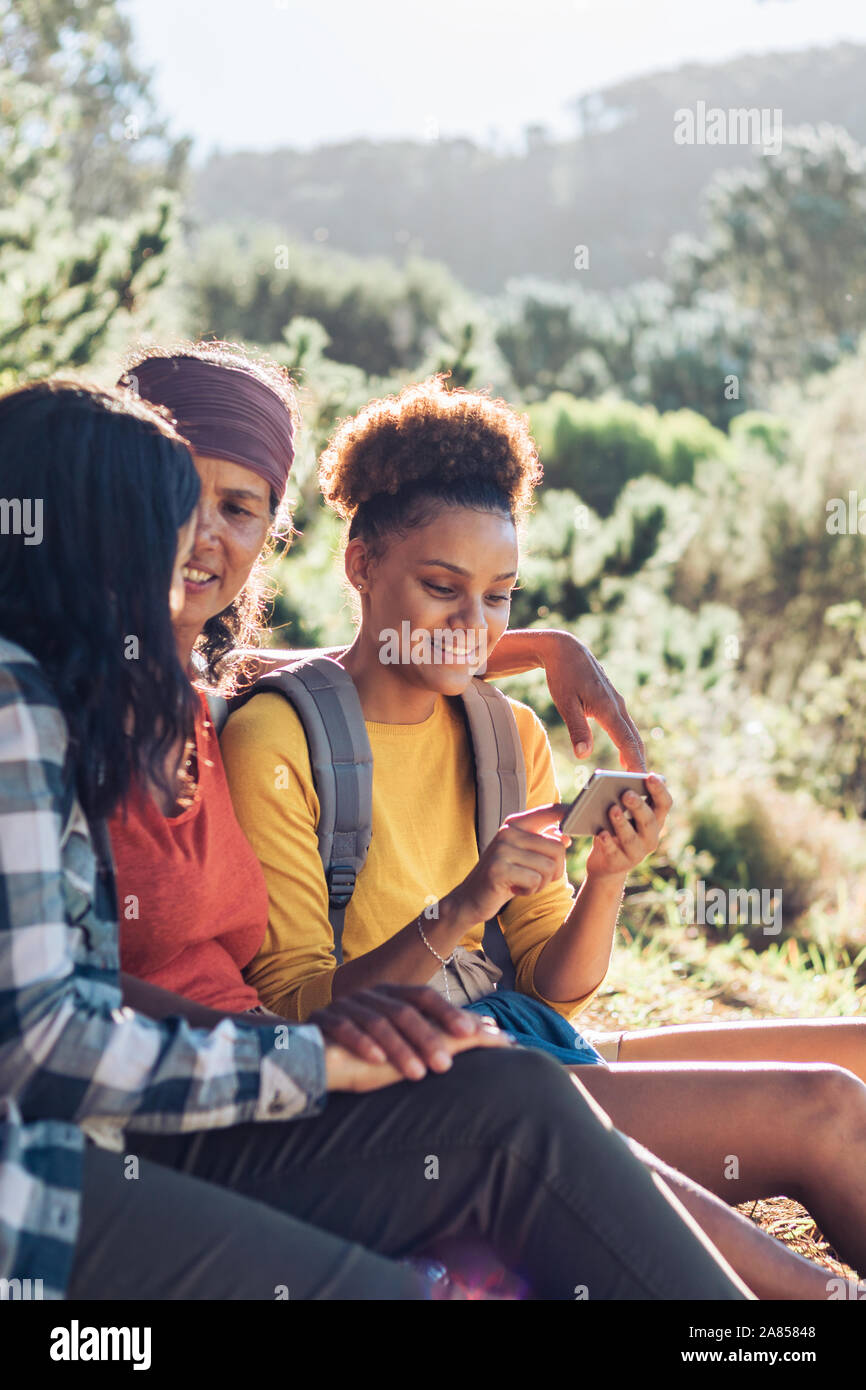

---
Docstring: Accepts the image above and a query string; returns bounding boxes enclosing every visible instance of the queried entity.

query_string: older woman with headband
[110,347,294,1016]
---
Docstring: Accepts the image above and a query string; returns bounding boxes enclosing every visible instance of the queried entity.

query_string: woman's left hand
[584,772,672,880]
[538,632,646,770]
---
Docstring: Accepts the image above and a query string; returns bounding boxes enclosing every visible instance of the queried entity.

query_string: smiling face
[174,453,272,656]
[346,503,518,698]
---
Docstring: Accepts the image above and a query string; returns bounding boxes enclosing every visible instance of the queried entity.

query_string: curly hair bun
[319,375,542,521]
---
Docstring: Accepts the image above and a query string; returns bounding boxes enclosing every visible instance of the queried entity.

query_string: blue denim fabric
[463,991,604,1065]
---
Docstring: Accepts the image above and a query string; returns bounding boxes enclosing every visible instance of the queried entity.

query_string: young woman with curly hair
[221,376,866,1296]
[227,374,658,1049]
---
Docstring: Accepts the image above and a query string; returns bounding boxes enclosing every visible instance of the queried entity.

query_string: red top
[110,692,268,1012]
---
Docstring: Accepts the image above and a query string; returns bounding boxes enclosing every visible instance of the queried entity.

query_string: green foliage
[267,509,354,651]
[0,0,188,219]
[781,601,866,817]
[494,279,625,398]
[671,340,866,695]
[496,278,753,427]
[685,785,827,931]
[266,315,378,510]
[595,921,866,1029]
[727,410,790,463]
[184,123,866,430]
[0,69,177,383]
[669,125,866,383]
[184,229,471,378]
[527,394,726,515]
[630,292,754,427]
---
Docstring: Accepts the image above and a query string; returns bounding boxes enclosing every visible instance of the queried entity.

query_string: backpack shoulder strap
[460,679,527,846]
[459,679,527,989]
[226,657,373,962]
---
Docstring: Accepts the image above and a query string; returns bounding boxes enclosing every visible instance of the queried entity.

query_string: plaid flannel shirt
[0,637,327,1298]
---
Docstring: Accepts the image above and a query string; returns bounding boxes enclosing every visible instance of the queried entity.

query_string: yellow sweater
[221,687,592,1023]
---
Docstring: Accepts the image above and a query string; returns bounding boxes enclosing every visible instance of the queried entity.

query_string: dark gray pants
[68,1047,746,1300]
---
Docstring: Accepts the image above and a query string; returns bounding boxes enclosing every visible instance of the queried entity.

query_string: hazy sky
[126,0,866,158]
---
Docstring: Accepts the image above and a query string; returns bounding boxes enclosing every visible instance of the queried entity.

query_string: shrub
[529,394,726,516]
[682,781,866,939]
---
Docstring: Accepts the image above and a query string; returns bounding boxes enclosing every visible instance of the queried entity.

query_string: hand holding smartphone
[559,770,652,837]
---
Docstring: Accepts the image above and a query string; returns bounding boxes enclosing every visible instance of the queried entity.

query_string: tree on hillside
[184,228,469,377]
[668,125,866,382]
[495,278,752,426]
[0,0,188,219]
[0,69,176,384]
[194,44,866,293]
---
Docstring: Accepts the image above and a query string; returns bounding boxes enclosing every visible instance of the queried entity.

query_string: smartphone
[559,771,651,837]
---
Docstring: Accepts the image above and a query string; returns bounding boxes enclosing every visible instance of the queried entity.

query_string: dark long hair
[0,380,201,819]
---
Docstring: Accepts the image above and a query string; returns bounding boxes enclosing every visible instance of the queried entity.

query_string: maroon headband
[127,356,295,500]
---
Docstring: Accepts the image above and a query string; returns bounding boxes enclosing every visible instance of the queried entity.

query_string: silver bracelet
[416,916,454,1004]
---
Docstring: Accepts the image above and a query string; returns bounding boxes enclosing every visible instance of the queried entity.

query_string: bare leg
[626,1140,840,1299]
[572,1061,866,1274]
[616,1018,866,1083]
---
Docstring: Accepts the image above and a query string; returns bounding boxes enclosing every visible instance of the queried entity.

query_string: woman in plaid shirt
[0,377,756,1302]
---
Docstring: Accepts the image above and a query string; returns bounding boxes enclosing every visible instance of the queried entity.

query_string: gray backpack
[209,657,526,989]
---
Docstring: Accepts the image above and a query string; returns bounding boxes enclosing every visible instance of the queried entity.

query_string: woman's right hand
[448,803,571,927]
